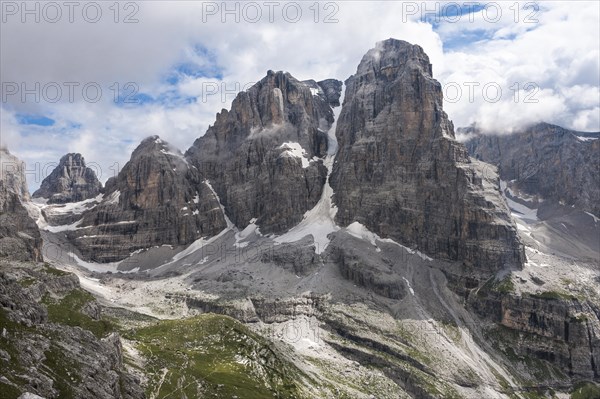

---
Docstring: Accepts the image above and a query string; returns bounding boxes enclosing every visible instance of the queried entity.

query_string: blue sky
[1,1,598,193]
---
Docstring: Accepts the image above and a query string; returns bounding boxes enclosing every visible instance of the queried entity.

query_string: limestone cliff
[329,39,524,274]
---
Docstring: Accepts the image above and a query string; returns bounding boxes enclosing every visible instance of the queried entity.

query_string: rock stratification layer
[329,39,524,273]
[464,122,600,216]
[69,137,227,262]
[186,71,342,234]
[33,153,102,204]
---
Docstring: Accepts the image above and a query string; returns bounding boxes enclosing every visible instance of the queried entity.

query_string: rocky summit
[330,39,524,274]
[186,71,342,234]
[66,136,227,262]
[33,153,102,204]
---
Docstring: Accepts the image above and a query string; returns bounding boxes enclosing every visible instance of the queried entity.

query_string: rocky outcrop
[68,136,227,262]
[328,233,408,300]
[0,262,145,398]
[329,39,524,274]
[471,288,600,381]
[1,148,30,201]
[186,71,342,234]
[33,153,102,204]
[260,238,320,276]
[464,122,600,216]
[0,149,43,262]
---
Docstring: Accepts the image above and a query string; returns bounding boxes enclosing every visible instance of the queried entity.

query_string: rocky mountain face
[33,153,102,204]
[0,262,144,398]
[329,39,524,275]
[470,284,600,380]
[0,149,43,262]
[67,137,227,262]
[464,122,600,216]
[186,71,342,234]
[1,148,30,201]
[4,39,599,398]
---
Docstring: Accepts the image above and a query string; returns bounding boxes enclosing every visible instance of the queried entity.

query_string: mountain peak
[330,39,523,273]
[359,37,433,78]
[186,70,342,234]
[32,152,102,204]
[67,135,226,262]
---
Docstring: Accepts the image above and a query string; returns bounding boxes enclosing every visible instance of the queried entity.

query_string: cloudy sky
[1,1,599,191]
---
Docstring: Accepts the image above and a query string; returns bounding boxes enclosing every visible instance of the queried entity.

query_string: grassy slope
[122,314,309,399]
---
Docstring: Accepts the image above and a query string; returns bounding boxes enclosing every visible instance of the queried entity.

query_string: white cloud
[437,1,599,133]
[1,1,598,193]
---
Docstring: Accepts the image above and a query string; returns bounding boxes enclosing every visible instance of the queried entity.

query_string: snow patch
[274,92,343,254]
[28,195,104,231]
[204,180,235,229]
[68,252,138,274]
[576,135,598,142]
[160,148,188,164]
[278,142,311,168]
[403,277,415,295]
[106,190,121,205]
[505,196,538,221]
[501,181,538,221]
[43,218,85,233]
[160,228,230,268]
[585,211,599,223]
[346,222,379,247]
[345,222,433,261]
[234,218,262,248]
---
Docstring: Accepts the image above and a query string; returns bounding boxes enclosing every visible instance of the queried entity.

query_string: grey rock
[18,393,46,399]
[259,237,320,275]
[68,136,227,262]
[464,122,600,215]
[0,262,145,399]
[304,78,343,107]
[329,39,524,274]
[0,147,30,201]
[470,289,599,380]
[328,233,407,300]
[186,71,342,235]
[0,149,43,262]
[33,153,102,204]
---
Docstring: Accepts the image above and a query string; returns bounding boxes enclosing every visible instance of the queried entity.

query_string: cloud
[1,1,598,193]
[436,1,600,133]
